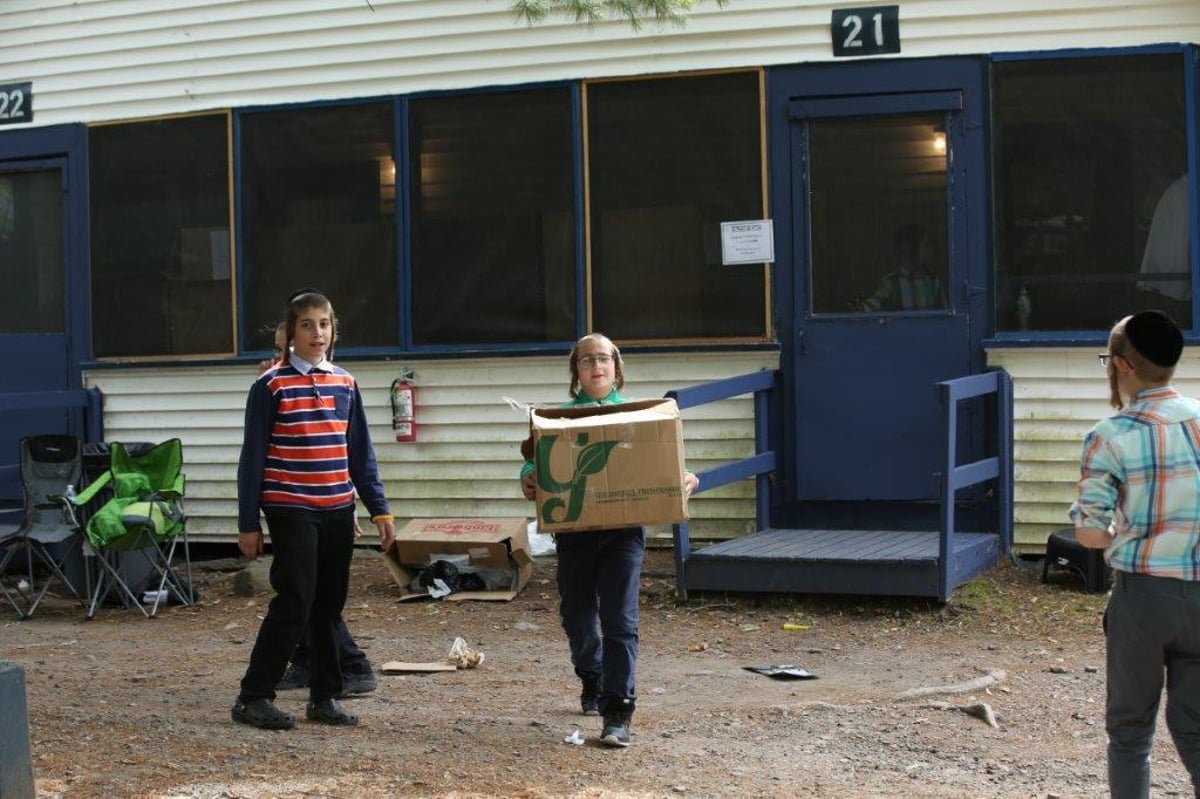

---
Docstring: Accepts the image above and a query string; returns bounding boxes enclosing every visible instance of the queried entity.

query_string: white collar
[288,352,333,375]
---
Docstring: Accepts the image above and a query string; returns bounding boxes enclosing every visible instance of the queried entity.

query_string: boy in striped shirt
[232,291,395,730]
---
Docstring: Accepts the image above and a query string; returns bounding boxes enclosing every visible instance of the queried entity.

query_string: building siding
[9,1,1199,558]
[3,0,1198,128]
[988,348,1200,552]
[85,351,778,543]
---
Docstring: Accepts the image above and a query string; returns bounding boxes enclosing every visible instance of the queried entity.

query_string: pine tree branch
[509,0,725,31]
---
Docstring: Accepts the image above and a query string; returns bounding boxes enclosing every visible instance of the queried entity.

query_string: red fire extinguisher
[390,368,417,443]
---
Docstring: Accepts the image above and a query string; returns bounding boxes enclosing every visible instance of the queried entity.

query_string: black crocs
[306,697,359,726]
[232,698,295,730]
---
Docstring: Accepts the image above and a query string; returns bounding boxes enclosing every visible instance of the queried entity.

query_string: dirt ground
[2,546,1195,799]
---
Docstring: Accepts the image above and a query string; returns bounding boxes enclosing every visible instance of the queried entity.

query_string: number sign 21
[0,82,33,125]
[831,6,900,57]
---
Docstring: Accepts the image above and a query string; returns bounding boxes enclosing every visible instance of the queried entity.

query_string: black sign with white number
[0,82,33,125]
[831,6,900,57]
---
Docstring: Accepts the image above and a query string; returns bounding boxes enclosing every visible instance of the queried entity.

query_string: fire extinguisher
[390,368,417,443]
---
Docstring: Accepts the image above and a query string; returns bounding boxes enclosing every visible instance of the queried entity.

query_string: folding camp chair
[70,439,194,619]
[0,435,87,619]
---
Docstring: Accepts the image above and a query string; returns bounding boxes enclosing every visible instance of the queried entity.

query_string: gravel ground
[2,548,1194,798]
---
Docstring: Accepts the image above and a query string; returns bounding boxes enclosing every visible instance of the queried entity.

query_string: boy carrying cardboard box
[518,333,698,749]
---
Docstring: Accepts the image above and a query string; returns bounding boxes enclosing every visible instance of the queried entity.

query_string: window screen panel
[0,170,64,333]
[90,115,231,356]
[587,72,765,340]
[992,54,1190,331]
[409,88,576,346]
[241,103,397,351]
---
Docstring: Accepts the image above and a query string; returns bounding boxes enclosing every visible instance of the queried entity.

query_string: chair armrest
[72,471,113,505]
[44,494,81,528]
[157,473,185,501]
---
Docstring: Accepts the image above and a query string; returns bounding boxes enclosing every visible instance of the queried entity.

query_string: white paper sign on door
[720,219,775,265]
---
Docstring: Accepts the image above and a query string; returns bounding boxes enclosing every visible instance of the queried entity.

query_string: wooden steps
[681,527,1001,599]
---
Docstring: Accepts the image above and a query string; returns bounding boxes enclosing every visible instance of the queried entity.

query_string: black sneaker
[276,662,309,691]
[600,712,632,748]
[580,675,601,716]
[339,672,379,698]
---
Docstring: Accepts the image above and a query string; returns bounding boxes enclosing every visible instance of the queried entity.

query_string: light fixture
[379,158,396,186]
[932,125,946,154]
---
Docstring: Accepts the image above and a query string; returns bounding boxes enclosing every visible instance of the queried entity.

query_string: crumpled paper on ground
[743,664,817,680]
[447,636,485,669]
[426,577,452,599]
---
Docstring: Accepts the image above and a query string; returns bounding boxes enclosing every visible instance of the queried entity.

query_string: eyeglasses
[1097,353,1111,367]
[576,354,613,368]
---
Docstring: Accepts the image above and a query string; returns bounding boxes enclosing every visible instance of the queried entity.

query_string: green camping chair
[68,439,194,618]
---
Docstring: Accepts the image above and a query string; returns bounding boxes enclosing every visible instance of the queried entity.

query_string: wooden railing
[935,369,1013,601]
[664,369,778,600]
[663,368,1014,602]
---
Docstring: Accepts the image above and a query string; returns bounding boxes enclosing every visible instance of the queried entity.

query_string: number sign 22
[0,82,33,125]
[831,6,900,57]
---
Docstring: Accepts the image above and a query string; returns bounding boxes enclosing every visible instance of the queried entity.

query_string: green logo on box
[536,432,617,524]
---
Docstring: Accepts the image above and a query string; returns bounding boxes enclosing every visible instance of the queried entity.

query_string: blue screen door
[789,90,973,502]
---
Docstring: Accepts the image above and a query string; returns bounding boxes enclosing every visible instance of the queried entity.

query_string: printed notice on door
[720,220,775,265]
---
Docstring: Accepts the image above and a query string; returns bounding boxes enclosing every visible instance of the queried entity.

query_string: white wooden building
[2,0,1198,553]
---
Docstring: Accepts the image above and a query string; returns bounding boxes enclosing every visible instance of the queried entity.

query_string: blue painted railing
[665,370,779,600]
[935,369,1013,601]
[664,368,1013,602]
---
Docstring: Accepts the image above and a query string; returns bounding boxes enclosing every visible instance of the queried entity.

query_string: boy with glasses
[520,333,698,748]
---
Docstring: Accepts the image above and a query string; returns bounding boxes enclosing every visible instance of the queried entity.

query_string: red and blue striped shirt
[238,355,389,532]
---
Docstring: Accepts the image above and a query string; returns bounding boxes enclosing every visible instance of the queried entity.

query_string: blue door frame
[0,124,92,502]
[767,57,991,517]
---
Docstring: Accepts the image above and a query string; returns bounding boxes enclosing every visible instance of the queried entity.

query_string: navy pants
[555,527,645,716]
[238,506,355,703]
[291,618,373,677]
[1105,570,1200,798]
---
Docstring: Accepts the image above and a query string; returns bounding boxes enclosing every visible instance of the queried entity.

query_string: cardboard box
[530,398,688,533]
[384,518,532,601]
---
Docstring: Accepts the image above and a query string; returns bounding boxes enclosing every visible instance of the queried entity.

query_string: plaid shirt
[861,270,944,312]
[1069,385,1200,580]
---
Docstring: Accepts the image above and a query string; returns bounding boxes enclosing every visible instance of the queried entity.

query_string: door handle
[796,327,806,355]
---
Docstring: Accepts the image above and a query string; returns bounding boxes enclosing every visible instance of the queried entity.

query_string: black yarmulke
[1125,310,1184,367]
[287,286,322,303]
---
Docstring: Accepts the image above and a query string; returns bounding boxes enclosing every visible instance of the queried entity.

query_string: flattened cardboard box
[384,518,532,601]
[530,398,687,533]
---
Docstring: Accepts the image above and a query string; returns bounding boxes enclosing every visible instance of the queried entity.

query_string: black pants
[1105,570,1200,798]
[238,505,355,703]
[555,527,645,716]
[291,617,373,676]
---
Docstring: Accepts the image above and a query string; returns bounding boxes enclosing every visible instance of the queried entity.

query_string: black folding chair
[0,435,87,618]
